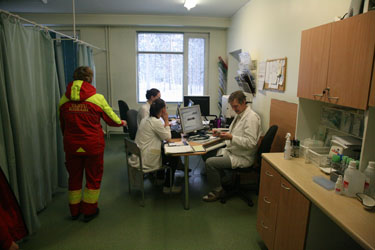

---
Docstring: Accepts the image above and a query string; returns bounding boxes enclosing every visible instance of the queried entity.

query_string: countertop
[262,153,375,250]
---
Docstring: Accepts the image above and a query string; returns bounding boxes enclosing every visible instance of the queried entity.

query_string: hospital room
[0,0,374,249]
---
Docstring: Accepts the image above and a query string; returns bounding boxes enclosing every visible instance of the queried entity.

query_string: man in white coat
[203,90,261,202]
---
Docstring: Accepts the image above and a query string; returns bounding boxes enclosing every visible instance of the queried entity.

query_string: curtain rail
[0,9,105,51]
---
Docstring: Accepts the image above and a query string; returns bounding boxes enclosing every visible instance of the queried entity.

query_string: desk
[167,138,224,210]
[261,153,375,250]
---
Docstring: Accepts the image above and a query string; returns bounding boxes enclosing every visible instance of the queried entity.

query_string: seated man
[203,90,261,202]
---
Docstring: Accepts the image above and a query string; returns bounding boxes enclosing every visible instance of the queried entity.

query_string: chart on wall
[258,57,287,92]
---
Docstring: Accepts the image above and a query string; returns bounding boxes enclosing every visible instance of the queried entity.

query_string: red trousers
[65,153,103,216]
[0,168,27,249]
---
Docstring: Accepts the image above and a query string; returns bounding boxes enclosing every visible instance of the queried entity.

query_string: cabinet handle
[265,171,273,177]
[281,183,290,190]
[328,96,339,100]
[263,197,271,204]
[261,221,269,229]
[312,94,323,97]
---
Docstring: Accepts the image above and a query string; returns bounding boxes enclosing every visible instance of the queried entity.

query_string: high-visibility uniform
[59,80,123,216]
[0,168,27,250]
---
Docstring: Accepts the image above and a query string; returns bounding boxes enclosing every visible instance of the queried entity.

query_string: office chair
[124,138,172,207]
[126,109,138,140]
[220,125,278,206]
[118,100,129,133]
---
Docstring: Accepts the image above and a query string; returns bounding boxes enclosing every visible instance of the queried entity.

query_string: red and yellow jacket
[59,80,123,155]
[0,168,27,250]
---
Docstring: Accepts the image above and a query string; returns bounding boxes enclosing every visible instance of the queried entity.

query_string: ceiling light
[41,0,48,4]
[184,0,197,10]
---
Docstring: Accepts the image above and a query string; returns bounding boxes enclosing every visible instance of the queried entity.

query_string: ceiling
[0,0,251,18]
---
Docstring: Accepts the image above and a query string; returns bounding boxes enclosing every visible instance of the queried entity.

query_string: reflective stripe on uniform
[86,94,122,125]
[83,187,100,204]
[76,147,86,153]
[69,189,82,205]
[71,80,84,101]
[58,94,70,116]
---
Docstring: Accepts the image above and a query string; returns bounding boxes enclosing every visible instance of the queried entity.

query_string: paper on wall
[257,61,266,90]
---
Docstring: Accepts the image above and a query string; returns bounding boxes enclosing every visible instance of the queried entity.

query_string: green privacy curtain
[78,44,96,87]
[53,38,67,95]
[0,14,65,234]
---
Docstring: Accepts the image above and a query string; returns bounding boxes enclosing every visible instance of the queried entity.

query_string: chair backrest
[127,109,138,140]
[124,137,143,172]
[255,125,278,166]
[118,100,129,133]
[124,137,140,156]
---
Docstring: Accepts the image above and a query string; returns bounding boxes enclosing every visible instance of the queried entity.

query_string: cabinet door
[327,11,375,110]
[369,57,375,107]
[297,23,331,101]
[274,177,310,250]
[256,160,281,250]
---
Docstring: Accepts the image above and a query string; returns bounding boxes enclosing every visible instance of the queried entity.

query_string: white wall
[227,0,351,132]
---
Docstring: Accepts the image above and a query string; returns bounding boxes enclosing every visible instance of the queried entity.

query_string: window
[137,32,208,102]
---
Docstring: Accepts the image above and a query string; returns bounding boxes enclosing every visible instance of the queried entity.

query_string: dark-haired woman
[137,88,160,126]
[135,98,182,193]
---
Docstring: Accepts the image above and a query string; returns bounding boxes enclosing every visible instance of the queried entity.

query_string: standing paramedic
[59,66,126,222]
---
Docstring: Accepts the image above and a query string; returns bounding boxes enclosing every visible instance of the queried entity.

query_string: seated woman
[137,88,160,126]
[135,98,182,193]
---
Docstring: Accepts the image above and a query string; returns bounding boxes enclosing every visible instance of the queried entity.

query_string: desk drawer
[258,160,281,221]
[257,210,276,250]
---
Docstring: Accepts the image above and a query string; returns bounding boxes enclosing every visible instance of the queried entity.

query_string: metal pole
[0,8,105,51]
[72,0,76,39]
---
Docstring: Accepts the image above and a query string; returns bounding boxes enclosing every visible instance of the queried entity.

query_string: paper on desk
[192,145,205,152]
[168,141,185,146]
[164,145,194,154]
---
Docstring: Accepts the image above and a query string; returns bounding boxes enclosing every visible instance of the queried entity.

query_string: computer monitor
[183,96,210,116]
[179,105,204,134]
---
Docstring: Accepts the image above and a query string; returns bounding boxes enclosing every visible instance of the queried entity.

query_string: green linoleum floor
[20,135,267,250]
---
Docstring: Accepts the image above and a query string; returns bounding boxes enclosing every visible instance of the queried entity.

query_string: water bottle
[343,161,365,197]
[363,161,375,198]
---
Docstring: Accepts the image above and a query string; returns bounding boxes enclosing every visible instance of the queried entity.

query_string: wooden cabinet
[297,23,331,102]
[369,59,375,107]
[256,160,281,250]
[256,159,310,250]
[297,11,375,110]
[273,177,310,250]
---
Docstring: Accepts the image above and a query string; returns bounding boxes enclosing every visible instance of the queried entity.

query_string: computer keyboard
[199,137,226,152]
[204,141,226,152]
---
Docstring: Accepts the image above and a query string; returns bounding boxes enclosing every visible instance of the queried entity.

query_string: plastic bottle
[335,175,343,195]
[343,161,366,197]
[284,133,292,160]
[363,161,375,198]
